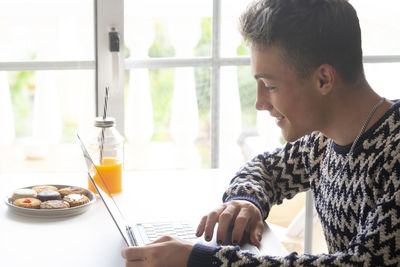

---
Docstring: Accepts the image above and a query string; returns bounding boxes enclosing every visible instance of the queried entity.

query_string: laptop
[77,134,262,253]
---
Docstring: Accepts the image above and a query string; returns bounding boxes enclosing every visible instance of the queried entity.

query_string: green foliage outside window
[8,71,35,138]
[148,21,176,141]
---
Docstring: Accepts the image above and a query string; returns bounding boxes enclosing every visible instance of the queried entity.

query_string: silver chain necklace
[325,97,386,180]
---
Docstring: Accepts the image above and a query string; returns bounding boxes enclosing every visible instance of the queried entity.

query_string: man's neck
[320,81,392,146]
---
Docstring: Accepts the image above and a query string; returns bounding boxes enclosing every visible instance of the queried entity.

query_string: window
[350,0,400,102]
[0,0,94,172]
[121,0,262,170]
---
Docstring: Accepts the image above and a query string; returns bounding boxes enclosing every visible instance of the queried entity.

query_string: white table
[0,169,287,267]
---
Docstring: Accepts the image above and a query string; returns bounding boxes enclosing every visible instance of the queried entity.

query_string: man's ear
[314,64,335,95]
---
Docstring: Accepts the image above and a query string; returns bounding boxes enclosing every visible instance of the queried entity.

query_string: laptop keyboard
[136,222,198,244]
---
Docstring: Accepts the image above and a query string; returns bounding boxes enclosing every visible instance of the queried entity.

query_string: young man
[122,0,400,266]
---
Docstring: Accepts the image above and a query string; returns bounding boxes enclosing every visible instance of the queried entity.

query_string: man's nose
[255,86,273,111]
[255,100,273,111]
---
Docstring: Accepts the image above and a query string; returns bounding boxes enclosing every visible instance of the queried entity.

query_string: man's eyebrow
[254,74,277,80]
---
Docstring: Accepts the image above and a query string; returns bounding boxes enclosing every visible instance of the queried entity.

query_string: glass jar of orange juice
[88,117,123,196]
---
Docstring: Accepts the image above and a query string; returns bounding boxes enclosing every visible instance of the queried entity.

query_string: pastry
[58,186,87,197]
[40,200,70,209]
[32,185,58,193]
[11,188,37,200]
[63,194,89,207]
[13,198,41,209]
[37,190,61,201]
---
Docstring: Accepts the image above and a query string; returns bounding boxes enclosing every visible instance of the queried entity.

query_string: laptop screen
[77,134,137,247]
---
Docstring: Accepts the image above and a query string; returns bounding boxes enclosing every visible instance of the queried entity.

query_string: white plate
[4,184,96,218]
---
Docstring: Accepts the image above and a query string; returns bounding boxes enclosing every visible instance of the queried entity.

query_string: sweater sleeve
[222,133,316,219]
[188,186,400,266]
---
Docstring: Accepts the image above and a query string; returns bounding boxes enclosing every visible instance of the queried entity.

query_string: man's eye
[256,78,276,91]
[264,86,276,91]
[259,80,276,91]
[262,82,276,91]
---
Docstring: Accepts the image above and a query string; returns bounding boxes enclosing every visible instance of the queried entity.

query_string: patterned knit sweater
[187,100,400,267]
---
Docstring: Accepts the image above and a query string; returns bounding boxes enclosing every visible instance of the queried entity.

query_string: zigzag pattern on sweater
[212,102,400,266]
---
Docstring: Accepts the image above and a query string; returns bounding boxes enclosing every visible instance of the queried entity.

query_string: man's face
[251,45,323,142]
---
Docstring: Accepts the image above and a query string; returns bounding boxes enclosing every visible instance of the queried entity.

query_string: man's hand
[121,236,193,267]
[196,200,264,247]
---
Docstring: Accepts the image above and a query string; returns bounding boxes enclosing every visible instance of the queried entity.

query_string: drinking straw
[99,86,109,162]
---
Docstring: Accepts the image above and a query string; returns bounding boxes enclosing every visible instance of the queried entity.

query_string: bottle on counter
[87,117,124,196]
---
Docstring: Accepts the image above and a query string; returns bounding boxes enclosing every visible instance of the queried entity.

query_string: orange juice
[88,157,122,196]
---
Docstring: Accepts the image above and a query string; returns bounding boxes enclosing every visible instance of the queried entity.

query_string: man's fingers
[203,205,226,242]
[122,247,148,262]
[216,205,238,245]
[203,211,219,241]
[231,210,250,245]
[249,221,264,247]
[196,216,207,237]
[197,200,264,246]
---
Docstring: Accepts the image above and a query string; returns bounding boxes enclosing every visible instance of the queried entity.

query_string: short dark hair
[239,0,364,83]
